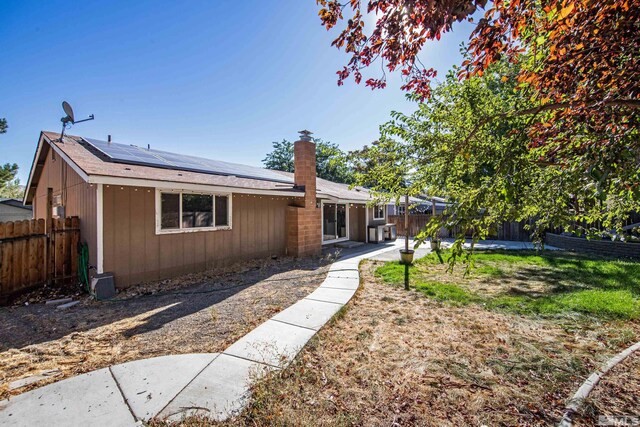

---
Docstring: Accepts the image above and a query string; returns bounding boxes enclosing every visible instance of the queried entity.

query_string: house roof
[24,132,377,204]
[0,198,32,210]
[316,177,374,202]
[386,196,427,205]
[271,171,374,202]
[420,195,448,204]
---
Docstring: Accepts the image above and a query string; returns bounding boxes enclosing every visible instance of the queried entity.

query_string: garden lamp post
[399,193,414,290]
[405,194,410,254]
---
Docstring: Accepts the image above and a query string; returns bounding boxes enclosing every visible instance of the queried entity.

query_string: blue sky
[1,0,475,183]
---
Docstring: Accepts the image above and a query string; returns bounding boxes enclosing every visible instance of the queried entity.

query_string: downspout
[365,205,369,243]
[96,183,104,274]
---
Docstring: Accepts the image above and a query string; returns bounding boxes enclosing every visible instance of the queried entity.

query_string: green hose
[77,242,90,293]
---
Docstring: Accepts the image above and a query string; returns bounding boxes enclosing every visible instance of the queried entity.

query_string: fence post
[71,217,79,281]
[37,219,46,284]
[47,220,53,285]
[54,218,63,284]
[8,221,17,291]
[20,220,29,287]
[64,217,71,281]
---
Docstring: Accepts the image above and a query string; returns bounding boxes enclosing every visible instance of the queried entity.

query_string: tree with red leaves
[317,0,639,159]
[317,0,639,102]
[320,0,640,249]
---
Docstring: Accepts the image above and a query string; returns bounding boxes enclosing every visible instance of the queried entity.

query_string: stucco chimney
[293,130,317,209]
[286,130,321,257]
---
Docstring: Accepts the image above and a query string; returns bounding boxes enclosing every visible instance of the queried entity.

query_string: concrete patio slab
[335,241,364,249]
[305,287,356,305]
[319,276,359,291]
[0,368,136,427]
[441,238,560,251]
[110,353,218,420]
[368,247,431,262]
[159,354,273,422]
[223,319,316,368]
[272,298,342,330]
[338,243,405,261]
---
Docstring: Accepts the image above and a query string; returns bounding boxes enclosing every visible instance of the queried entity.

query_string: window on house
[397,205,405,215]
[182,194,213,228]
[215,195,229,226]
[159,191,231,232]
[373,204,385,220]
[161,193,180,230]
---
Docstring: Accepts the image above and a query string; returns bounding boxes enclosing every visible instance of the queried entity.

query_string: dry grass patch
[205,260,639,427]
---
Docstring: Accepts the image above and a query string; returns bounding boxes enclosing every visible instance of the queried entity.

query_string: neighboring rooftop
[0,198,31,210]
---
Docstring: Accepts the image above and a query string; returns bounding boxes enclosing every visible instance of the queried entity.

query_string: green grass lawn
[375,250,640,320]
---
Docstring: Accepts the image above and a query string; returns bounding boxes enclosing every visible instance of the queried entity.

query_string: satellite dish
[62,101,75,123]
[57,101,94,143]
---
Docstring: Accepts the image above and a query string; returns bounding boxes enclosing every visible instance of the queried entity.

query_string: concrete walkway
[0,239,555,426]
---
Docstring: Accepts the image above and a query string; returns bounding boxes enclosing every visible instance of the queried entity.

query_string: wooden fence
[388,214,434,238]
[491,220,531,241]
[0,217,80,301]
[387,214,531,241]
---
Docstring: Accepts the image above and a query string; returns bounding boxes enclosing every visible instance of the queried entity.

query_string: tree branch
[464,99,640,145]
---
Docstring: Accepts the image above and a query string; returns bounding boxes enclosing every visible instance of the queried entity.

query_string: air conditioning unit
[368,225,385,243]
[91,273,116,300]
[384,224,397,240]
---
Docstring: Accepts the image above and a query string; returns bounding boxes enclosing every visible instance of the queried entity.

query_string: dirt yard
[208,259,639,427]
[0,255,332,400]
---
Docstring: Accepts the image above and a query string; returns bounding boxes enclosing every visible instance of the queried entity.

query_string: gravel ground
[0,254,332,399]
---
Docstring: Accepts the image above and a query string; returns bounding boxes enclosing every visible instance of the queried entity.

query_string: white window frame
[320,200,350,245]
[373,204,386,220]
[155,189,232,235]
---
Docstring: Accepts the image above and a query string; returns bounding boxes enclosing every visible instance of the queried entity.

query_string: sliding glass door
[322,202,348,242]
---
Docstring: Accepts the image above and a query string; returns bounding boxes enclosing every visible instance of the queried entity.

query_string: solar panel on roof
[82,138,293,184]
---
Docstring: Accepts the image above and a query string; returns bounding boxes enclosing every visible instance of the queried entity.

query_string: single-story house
[0,198,32,222]
[23,130,389,288]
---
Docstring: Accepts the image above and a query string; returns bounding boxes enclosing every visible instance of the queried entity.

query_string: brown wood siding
[367,206,388,226]
[31,146,97,268]
[102,187,292,287]
[348,204,366,242]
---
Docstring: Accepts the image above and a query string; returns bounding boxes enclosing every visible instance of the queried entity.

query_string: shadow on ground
[0,256,332,351]
[471,250,640,298]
